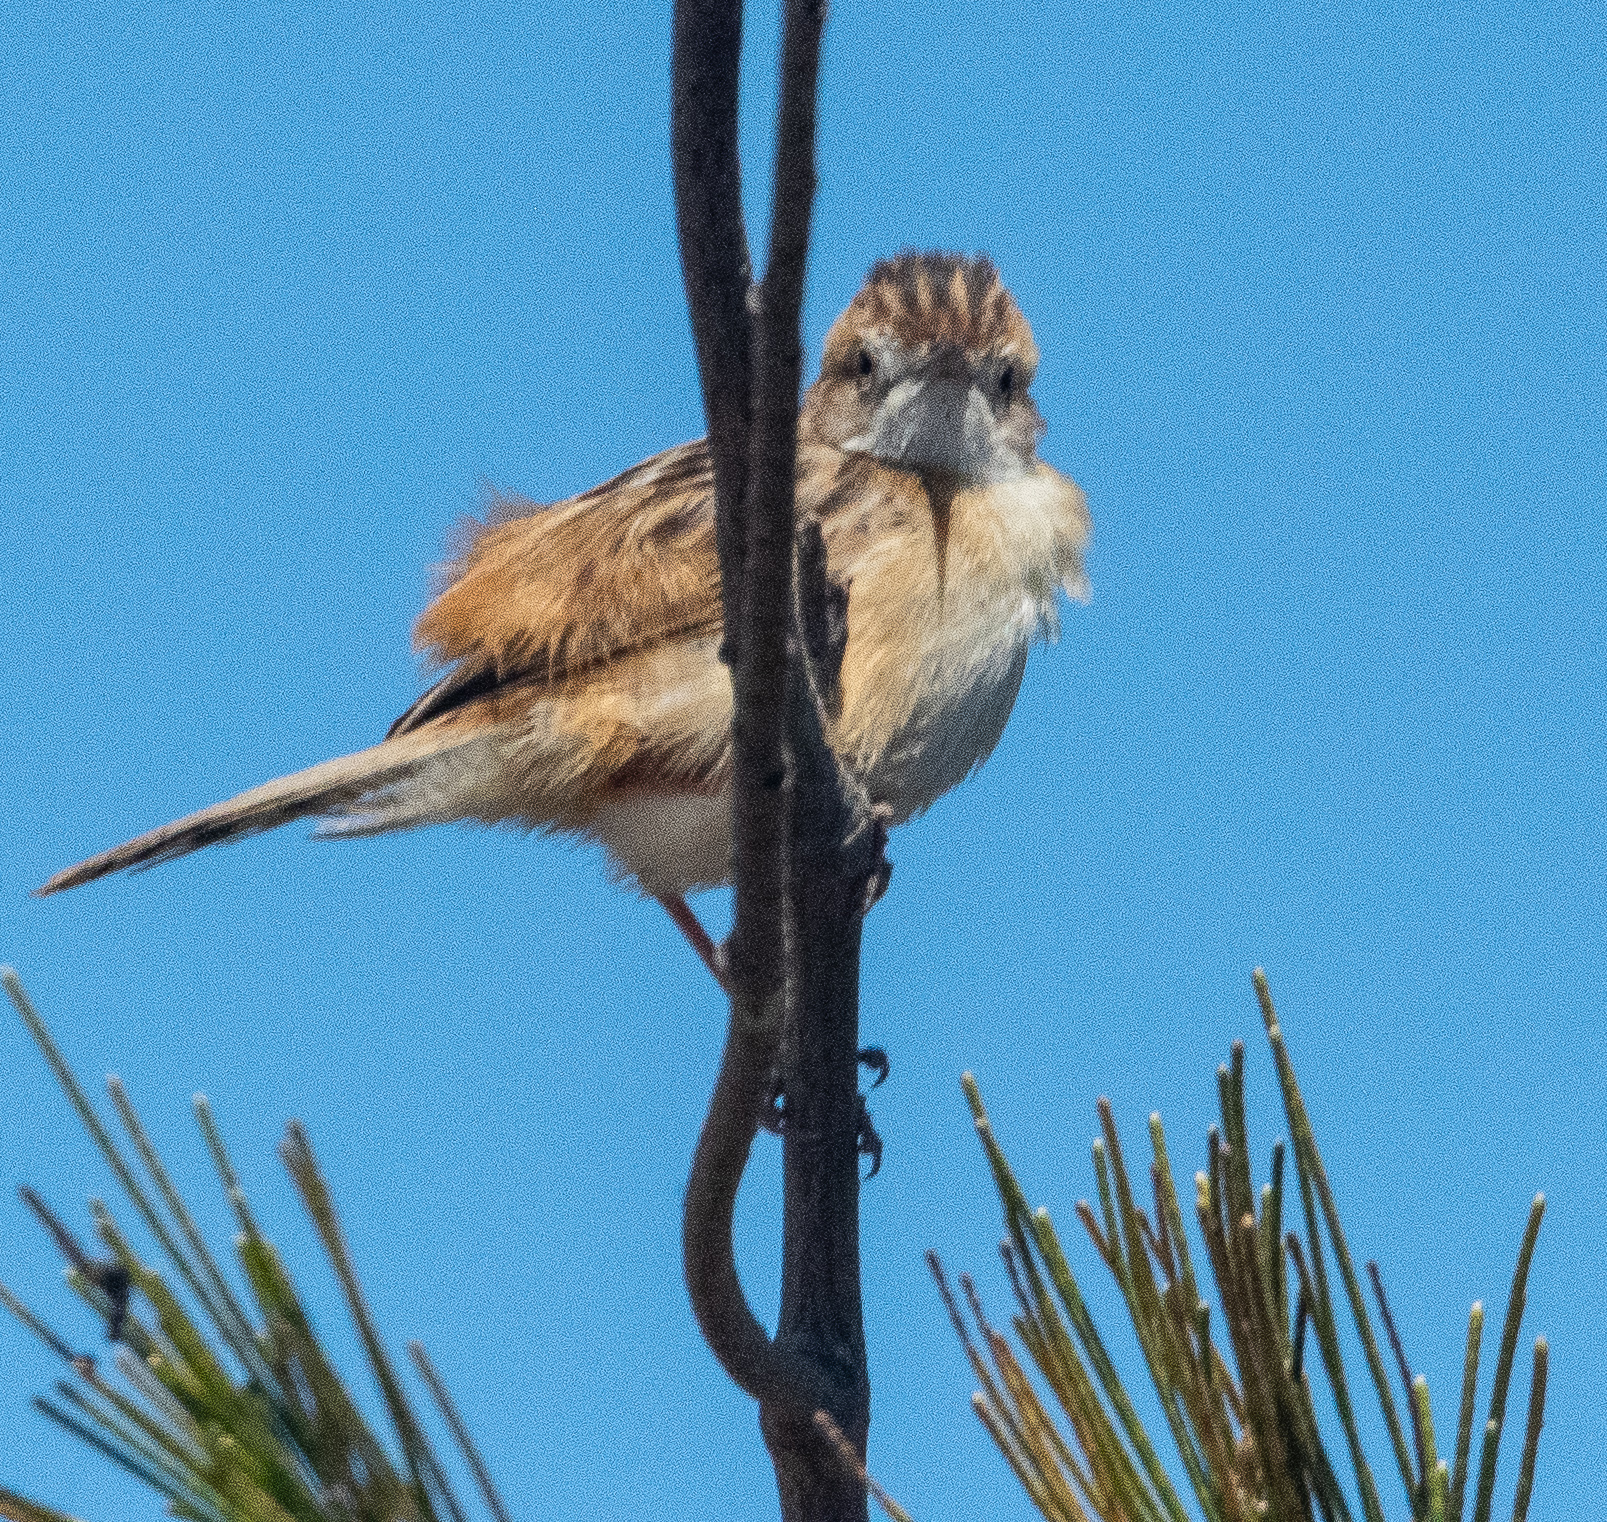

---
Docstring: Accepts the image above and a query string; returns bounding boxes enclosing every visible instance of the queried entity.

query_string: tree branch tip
[1252,968,1280,1027]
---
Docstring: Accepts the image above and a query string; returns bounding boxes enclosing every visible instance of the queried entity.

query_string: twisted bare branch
[674,1,883,1516]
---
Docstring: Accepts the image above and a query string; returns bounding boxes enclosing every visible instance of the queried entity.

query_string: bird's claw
[857,1046,889,1089]
[857,1097,883,1179]
[861,804,895,915]
[758,1053,886,1171]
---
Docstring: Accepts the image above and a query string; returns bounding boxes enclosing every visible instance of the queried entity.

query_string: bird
[39,251,1091,983]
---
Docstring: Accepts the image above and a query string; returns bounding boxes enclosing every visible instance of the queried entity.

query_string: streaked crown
[820,252,1038,376]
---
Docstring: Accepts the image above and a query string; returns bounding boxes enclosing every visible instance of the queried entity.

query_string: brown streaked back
[392,440,724,735]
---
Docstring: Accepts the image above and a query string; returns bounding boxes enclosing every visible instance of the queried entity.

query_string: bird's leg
[655,896,888,1158]
[655,894,787,1133]
[654,893,729,992]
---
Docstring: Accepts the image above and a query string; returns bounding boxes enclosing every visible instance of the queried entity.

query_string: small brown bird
[40,252,1090,980]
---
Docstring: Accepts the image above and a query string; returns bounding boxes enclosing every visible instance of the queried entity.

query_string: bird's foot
[857,1096,884,1179]
[858,1046,889,1089]
[861,803,895,915]
[857,1047,887,1176]
[760,1084,882,1176]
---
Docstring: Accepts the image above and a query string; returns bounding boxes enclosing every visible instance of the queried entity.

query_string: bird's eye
[998,364,1015,398]
[856,349,874,378]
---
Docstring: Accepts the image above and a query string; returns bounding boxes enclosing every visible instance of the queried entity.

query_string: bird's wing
[387,436,942,740]
[389,439,723,736]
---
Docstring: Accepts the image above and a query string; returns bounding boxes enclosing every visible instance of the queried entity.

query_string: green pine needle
[0,967,511,1522]
[937,970,1549,1522]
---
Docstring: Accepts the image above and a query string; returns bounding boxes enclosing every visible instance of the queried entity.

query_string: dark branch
[670,0,753,660]
[724,0,827,1008]
[764,529,883,1520]
[672,0,793,1409]
[681,1005,838,1415]
[674,0,881,1515]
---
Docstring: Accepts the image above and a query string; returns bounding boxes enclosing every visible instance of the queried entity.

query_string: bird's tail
[37,728,492,897]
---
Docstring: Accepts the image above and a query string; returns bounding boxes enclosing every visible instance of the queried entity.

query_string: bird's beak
[892,374,997,478]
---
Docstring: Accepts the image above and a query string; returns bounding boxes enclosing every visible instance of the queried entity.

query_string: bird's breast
[831,464,1086,823]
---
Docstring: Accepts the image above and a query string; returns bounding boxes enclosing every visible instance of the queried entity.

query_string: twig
[671,0,793,1408]
[1509,1339,1546,1522]
[280,1122,467,1522]
[673,7,878,1519]
[0,1280,81,1367]
[813,1409,916,1522]
[1448,1302,1483,1522]
[670,0,753,653]
[1291,1282,1309,1385]
[16,1190,130,1343]
[1470,1197,1545,1522]
[1255,969,1398,1522]
[0,1483,83,1522]
[31,1397,179,1507]
[1366,1260,1426,1486]
[408,1342,514,1522]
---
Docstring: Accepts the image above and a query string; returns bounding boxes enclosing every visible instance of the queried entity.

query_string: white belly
[585,788,731,897]
[579,614,1033,896]
[586,577,1059,894]
[855,609,1034,825]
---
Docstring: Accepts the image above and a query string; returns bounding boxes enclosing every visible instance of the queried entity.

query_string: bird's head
[802,252,1044,484]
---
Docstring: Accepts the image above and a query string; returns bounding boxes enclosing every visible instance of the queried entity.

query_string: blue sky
[1,0,1601,1515]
